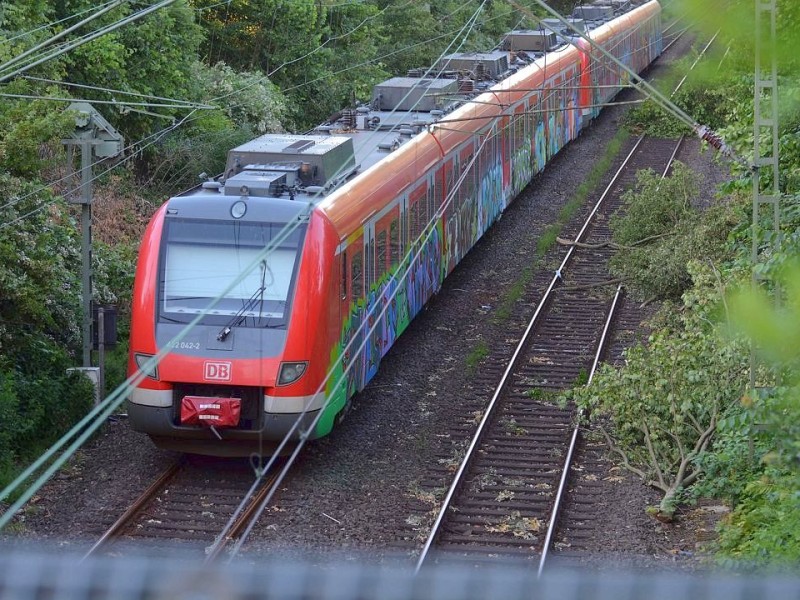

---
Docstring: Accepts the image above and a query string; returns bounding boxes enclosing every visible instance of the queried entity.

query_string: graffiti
[565,88,580,143]
[332,220,445,396]
[478,158,504,233]
[511,142,532,196]
[533,119,547,174]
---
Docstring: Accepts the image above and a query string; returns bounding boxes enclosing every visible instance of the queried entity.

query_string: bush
[0,360,94,491]
[609,163,745,301]
[568,262,750,519]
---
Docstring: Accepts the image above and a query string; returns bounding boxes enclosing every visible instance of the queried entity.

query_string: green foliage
[0,173,83,360]
[716,470,800,568]
[0,367,94,490]
[139,61,289,194]
[569,262,750,518]
[625,99,690,138]
[59,0,205,140]
[707,256,800,566]
[193,62,287,134]
[0,172,97,490]
[0,80,74,178]
[609,163,745,301]
[677,0,800,75]
[466,339,489,374]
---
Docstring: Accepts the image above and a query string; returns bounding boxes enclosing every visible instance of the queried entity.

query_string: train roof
[170,0,660,232]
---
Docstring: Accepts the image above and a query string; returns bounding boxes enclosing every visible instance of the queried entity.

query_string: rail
[414,135,647,573]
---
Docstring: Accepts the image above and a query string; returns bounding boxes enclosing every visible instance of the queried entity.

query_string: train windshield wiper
[216,284,266,341]
[217,260,269,341]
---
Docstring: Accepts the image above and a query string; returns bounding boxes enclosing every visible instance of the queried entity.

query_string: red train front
[127,136,351,456]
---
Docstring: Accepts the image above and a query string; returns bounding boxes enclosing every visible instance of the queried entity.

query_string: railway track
[407,135,685,571]
[84,456,281,561]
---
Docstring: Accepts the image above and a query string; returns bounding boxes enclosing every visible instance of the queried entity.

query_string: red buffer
[180,397,242,428]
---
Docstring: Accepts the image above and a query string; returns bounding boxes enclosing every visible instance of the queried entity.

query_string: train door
[407,181,428,317]
[374,204,397,356]
[363,218,378,381]
[426,170,439,293]
[399,193,408,265]
[501,115,510,192]
[364,220,375,292]
[341,234,365,394]
[445,154,458,273]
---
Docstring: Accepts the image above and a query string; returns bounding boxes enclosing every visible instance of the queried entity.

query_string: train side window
[434,168,444,214]
[390,219,400,267]
[351,250,363,299]
[410,201,419,242]
[376,230,387,278]
[419,191,429,235]
[341,252,347,300]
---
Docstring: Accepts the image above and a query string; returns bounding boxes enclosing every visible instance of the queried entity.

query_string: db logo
[204,361,232,381]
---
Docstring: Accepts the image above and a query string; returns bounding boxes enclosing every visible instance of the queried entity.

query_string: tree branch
[642,421,667,490]
[598,425,657,486]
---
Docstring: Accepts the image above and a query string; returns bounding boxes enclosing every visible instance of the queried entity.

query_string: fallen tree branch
[556,232,674,250]
[561,277,625,291]
[598,425,657,487]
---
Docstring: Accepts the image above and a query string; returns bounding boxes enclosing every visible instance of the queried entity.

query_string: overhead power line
[0,0,176,84]
[0,0,128,74]
[510,0,747,169]
[2,0,121,45]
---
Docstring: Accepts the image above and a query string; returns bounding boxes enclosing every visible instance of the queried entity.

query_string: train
[127,0,663,456]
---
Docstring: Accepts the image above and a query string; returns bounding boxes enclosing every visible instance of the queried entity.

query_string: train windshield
[159,219,306,328]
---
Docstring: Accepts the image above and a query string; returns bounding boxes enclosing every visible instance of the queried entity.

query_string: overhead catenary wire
[0,92,215,110]
[0,0,493,526]
[21,76,216,108]
[0,0,513,220]
[1,0,121,45]
[0,0,129,74]
[0,0,177,84]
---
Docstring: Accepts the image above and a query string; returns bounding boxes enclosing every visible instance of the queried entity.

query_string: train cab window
[159,218,305,328]
[351,250,363,299]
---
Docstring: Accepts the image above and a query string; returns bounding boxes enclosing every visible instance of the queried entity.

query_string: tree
[570,262,749,520]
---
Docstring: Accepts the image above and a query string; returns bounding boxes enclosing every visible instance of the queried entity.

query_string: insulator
[341,109,357,130]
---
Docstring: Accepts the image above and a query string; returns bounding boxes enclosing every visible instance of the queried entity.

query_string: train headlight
[231,200,247,219]
[277,361,308,386]
[134,353,159,381]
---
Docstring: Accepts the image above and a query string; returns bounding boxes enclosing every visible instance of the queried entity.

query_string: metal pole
[98,307,105,407]
[80,141,93,368]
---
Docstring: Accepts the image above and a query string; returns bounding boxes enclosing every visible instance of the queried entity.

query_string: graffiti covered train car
[127,0,662,455]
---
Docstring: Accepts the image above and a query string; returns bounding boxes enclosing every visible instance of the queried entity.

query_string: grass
[465,339,489,373]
